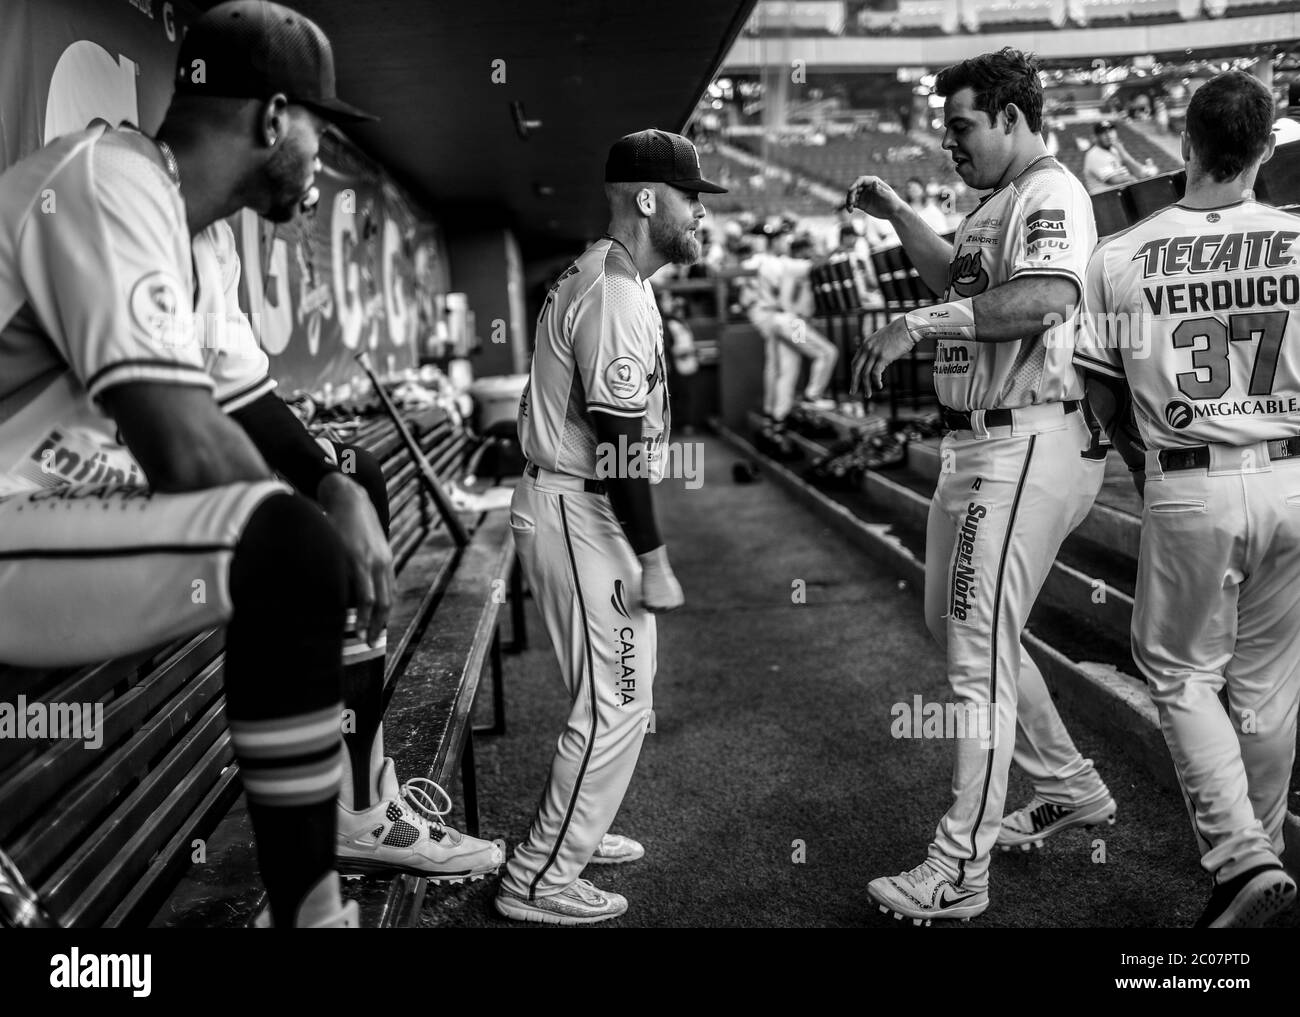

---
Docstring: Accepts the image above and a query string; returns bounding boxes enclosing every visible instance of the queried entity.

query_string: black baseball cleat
[1194,864,1296,928]
[0,846,59,928]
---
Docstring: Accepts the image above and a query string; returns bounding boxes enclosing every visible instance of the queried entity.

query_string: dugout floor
[418,433,1298,929]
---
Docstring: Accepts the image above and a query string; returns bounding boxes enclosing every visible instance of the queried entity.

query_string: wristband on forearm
[905,297,976,344]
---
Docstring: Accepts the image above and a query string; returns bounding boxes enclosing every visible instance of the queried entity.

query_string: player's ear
[1179,130,1190,164]
[1259,132,1277,168]
[637,187,657,218]
[260,94,291,148]
[1002,103,1018,134]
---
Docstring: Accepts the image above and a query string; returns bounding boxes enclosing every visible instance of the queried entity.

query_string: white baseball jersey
[1075,200,1300,449]
[0,123,273,497]
[517,236,669,481]
[738,252,785,314]
[936,155,1096,412]
[1082,145,1126,195]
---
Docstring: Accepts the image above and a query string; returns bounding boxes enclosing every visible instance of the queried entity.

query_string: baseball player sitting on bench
[495,129,722,924]
[1075,70,1300,928]
[0,1,500,929]
[848,46,1116,925]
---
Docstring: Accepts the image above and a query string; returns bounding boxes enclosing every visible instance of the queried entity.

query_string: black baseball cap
[174,1,376,124]
[1094,120,1116,134]
[605,130,727,193]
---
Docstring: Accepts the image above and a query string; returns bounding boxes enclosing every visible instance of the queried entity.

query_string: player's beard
[263,142,316,224]
[650,212,701,266]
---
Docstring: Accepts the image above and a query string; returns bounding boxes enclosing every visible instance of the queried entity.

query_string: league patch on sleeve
[1026,208,1069,251]
[605,357,645,399]
[130,271,193,350]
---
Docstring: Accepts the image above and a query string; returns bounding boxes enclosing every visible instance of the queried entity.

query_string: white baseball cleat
[867,860,989,927]
[336,758,504,882]
[997,794,1117,852]
[495,878,628,926]
[588,833,645,865]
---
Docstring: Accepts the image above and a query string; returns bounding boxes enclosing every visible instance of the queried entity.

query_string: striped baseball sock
[231,704,344,927]
[340,609,387,811]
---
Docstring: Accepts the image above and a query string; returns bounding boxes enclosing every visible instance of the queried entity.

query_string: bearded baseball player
[495,130,721,924]
[847,47,1116,925]
[1075,71,1300,928]
[0,1,500,928]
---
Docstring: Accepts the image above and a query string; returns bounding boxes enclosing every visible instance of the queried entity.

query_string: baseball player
[741,231,839,450]
[1075,70,1300,928]
[495,129,722,924]
[848,47,1116,925]
[0,1,499,929]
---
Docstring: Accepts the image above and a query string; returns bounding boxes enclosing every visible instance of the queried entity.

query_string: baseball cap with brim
[1094,120,1115,135]
[175,0,377,125]
[605,129,727,193]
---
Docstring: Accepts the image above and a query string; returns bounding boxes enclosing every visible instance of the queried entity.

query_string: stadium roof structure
[191,1,758,250]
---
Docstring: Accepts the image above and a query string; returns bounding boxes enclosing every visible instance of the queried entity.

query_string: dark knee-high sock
[227,494,348,927]
[335,443,392,812]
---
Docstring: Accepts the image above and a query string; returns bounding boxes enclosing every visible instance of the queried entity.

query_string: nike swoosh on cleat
[937,887,977,909]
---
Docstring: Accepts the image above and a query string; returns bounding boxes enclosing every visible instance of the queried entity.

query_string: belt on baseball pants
[524,461,607,495]
[940,400,1081,433]
[1154,436,1300,473]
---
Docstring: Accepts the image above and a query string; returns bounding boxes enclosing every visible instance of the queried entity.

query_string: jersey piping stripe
[1073,350,1125,378]
[959,433,1036,884]
[588,399,646,415]
[528,494,600,900]
[218,376,275,411]
[85,358,213,393]
[0,542,233,561]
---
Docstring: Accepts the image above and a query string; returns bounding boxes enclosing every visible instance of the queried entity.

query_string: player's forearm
[592,411,663,555]
[887,204,953,295]
[1084,373,1146,472]
[968,275,1079,343]
[231,390,340,499]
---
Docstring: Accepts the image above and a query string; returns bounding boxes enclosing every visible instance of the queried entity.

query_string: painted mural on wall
[0,0,446,397]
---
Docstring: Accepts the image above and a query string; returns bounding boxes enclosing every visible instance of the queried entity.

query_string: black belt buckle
[1267,436,1300,462]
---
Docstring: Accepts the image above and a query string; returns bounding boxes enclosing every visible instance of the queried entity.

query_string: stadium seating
[699,149,828,215]
[0,406,522,928]
[1047,121,1180,187]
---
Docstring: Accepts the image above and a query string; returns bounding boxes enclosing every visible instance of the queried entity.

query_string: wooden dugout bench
[0,403,525,929]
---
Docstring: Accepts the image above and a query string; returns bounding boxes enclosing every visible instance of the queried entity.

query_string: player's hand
[319,472,395,645]
[845,175,904,219]
[851,316,916,395]
[637,545,684,613]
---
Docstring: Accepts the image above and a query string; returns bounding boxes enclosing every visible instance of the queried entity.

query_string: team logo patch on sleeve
[605,357,644,398]
[948,249,990,297]
[130,271,193,349]
[1026,208,1068,248]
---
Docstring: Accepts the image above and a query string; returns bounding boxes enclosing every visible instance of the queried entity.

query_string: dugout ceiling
[195,1,758,253]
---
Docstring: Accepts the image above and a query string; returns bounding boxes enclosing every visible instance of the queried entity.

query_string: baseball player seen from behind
[0,1,501,929]
[1075,70,1300,928]
[847,47,1117,925]
[495,129,723,925]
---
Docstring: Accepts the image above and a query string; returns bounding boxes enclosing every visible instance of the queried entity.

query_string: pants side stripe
[528,495,600,900]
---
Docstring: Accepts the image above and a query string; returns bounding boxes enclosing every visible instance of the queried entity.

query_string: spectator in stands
[904,176,950,233]
[1274,80,1300,146]
[1082,120,1156,194]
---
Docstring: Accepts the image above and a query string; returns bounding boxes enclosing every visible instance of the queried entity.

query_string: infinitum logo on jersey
[1026,208,1068,249]
[950,501,987,623]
